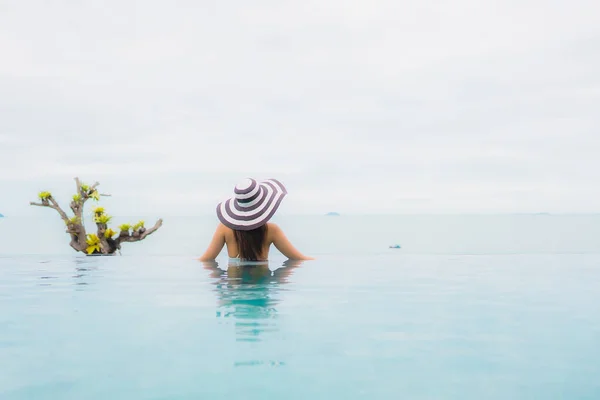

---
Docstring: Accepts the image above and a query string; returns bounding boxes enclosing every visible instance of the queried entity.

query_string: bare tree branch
[67,229,85,252]
[95,222,112,254]
[72,177,84,219]
[74,177,99,202]
[75,177,82,193]
[80,182,100,217]
[48,197,69,222]
[32,178,162,255]
[117,219,163,245]
[71,177,101,247]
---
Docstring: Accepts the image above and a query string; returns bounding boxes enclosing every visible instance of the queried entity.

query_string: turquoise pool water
[1,216,600,398]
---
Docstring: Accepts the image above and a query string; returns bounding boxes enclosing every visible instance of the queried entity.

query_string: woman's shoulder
[267,222,281,232]
[217,222,280,237]
[266,222,283,241]
[216,223,235,237]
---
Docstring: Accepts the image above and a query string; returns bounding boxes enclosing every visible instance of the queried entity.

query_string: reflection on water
[202,260,302,343]
[71,257,100,287]
[30,256,303,368]
[34,257,101,289]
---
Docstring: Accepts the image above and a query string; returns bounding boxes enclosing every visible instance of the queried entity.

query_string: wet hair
[234,224,268,261]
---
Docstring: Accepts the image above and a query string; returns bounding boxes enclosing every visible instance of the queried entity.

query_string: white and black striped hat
[216,178,287,231]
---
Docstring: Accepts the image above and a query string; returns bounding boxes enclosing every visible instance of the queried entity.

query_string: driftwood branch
[48,197,69,222]
[30,178,163,255]
[117,219,164,245]
[67,229,85,252]
[71,177,102,247]
[74,177,99,194]
[75,178,100,206]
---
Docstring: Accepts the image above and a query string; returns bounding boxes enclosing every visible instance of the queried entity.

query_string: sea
[1,214,599,399]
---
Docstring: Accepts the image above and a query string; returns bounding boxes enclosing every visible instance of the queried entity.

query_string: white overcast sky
[0,0,599,216]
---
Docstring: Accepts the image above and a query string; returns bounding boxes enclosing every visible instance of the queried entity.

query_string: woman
[199,178,313,261]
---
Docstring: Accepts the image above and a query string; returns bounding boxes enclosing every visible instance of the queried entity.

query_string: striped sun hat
[216,178,287,231]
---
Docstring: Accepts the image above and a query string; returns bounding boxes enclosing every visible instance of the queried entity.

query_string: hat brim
[217,179,287,231]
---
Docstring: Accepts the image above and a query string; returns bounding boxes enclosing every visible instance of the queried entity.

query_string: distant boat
[325,212,340,216]
[389,244,401,249]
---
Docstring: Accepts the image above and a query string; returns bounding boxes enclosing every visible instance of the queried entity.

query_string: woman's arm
[270,223,314,260]
[198,224,226,261]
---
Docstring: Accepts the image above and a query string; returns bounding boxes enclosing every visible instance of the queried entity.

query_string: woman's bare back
[199,222,312,261]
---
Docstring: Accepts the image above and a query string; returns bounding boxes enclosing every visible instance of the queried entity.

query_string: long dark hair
[234,224,268,261]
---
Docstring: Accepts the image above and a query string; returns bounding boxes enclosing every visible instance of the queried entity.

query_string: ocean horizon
[1,214,600,257]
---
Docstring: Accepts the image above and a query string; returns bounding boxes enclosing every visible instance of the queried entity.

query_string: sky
[0,0,599,216]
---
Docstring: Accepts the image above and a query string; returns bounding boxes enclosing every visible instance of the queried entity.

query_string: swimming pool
[2,215,600,398]
[1,251,600,399]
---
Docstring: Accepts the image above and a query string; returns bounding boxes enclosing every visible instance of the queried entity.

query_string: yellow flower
[85,234,101,255]
[66,216,80,225]
[80,184,90,192]
[86,234,100,245]
[92,206,105,215]
[72,194,81,202]
[132,220,145,231]
[90,190,100,201]
[38,191,52,200]
[118,223,131,231]
[104,228,117,239]
[95,214,112,224]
